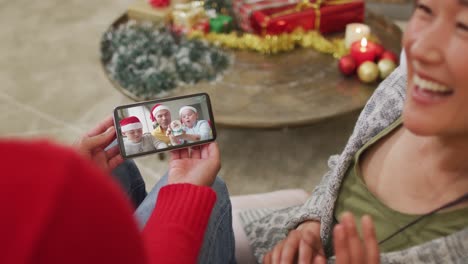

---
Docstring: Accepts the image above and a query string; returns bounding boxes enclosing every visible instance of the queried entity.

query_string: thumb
[83,126,116,150]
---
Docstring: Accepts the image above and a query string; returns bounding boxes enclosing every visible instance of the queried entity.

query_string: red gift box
[250,0,365,35]
[233,0,300,32]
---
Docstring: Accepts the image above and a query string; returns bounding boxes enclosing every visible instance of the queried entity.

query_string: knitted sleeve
[142,184,216,264]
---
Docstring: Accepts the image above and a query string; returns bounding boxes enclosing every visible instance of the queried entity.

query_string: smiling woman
[239,1,468,263]
[403,0,468,137]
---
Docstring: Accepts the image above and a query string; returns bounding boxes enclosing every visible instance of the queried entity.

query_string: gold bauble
[357,61,379,83]
[377,59,397,79]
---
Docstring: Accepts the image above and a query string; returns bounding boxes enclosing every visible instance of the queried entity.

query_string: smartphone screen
[114,93,216,159]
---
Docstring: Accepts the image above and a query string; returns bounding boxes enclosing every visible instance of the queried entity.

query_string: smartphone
[113,93,217,159]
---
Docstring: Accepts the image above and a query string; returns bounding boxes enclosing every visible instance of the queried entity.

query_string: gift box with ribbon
[171,1,206,30]
[233,0,300,32]
[235,0,365,35]
[254,0,364,35]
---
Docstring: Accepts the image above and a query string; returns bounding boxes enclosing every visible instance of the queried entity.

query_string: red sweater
[0,140,216,264]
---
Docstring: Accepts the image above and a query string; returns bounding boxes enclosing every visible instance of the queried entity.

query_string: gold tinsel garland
[189,28,382,58]
[188,28,348,57]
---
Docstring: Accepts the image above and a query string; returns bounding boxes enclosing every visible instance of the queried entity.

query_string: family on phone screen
[120,103,212,156]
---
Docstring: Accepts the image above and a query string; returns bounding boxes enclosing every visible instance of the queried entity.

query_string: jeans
[135,174,236,264]
[111,160,147,208]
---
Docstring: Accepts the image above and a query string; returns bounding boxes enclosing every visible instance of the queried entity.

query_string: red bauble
[368,42,385,60]
[338,55,357,76]
[380,50,398,64]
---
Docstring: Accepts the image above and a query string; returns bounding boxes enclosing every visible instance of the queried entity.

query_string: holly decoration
[101,21,231,99]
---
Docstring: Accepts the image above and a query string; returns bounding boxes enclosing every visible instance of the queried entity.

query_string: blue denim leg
[135,175,236,264]
[111,160,147,208]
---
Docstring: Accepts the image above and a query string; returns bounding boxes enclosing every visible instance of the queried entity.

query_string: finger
[82,126,116,151]
[313,255,327,264]
[179,147,190,159]
[105,145,121,161]
[298,238,313,264]
[201,142,219,159]
[271,240,285,264]
[263,251,272,264]
[341,212,365,263]
[280,230,301,263]
[333,224,349,264]
[108,154,124,171]
[87,116,114,137]
[298,229,319,262]
[362,215,380,264]
[170,149,181,161]
[190,146,202,159]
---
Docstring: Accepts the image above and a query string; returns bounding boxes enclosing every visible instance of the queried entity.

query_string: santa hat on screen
[119,116,143,133]
[150,104,170,122]
[179,106,197,116]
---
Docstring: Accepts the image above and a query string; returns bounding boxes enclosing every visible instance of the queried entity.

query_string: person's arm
[150,135,167,149]
[143,143,221,263]
[142,184,216,263]
[180,121,211,142]
[181,133,200,142]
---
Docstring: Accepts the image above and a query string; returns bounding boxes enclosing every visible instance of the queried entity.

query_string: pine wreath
[101,21,231,99]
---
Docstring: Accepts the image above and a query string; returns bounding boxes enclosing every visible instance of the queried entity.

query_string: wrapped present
[210,15,233,33]
[233,0,300,32]
[194,19,211,33]
[251,0,365,35]
[127,0,172,23]
[172,1,206,30]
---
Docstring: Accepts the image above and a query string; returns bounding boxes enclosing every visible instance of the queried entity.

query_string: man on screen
[150,104,182,146]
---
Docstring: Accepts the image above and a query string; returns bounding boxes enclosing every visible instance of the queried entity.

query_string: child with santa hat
[120,116,167,156]
[179,106,212,143]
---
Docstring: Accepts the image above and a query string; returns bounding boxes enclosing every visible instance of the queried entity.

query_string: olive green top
[334,117,468,253]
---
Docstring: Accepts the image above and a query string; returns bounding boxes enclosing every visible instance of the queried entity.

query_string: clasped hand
[264,212,380,264]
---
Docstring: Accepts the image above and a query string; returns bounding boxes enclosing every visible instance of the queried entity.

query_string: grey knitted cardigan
[240,66,468,263]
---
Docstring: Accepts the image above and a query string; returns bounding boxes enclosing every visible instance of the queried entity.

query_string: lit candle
[350,38,377,67]
[345,23,371,48]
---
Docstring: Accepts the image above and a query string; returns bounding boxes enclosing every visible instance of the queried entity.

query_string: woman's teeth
[413,75,451,93]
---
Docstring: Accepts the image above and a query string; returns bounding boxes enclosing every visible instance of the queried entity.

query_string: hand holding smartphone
[114,93,217,159]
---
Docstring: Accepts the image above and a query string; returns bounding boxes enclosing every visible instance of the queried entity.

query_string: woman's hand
[168,142,221,186]
[263,220,325,264]
[73,116,123,173]
[333,212,380,264]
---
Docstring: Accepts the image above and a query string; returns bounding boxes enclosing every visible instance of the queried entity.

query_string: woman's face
[403,0,468,138]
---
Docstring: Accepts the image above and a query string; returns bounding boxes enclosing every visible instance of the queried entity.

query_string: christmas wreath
[101,21,231,99]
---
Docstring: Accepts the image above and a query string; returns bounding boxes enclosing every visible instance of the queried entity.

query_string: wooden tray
[101,11,402,128]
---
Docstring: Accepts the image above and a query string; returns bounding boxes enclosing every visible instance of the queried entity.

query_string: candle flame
[356,28,362,33]
[361,38,368,47]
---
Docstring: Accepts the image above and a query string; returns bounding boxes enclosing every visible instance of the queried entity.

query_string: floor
[0,0,411,195]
